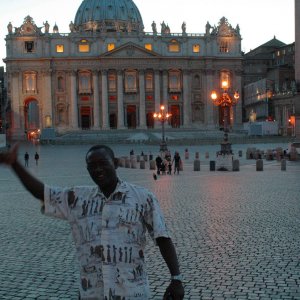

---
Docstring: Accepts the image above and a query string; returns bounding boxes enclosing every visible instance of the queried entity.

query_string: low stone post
[125,158,131,168]
[193,159,200,171]
[140,160,145,169]
[281,159,286,171]
[149,160,156,170]
[232,159,240,171]
[130,159,137,169]
[209,160,216,171]
[256,159,263,171]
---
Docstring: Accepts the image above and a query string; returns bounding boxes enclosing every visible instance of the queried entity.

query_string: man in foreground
[0,144,184,300]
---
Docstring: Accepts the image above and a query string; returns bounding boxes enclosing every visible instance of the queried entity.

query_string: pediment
[101,43,160,58]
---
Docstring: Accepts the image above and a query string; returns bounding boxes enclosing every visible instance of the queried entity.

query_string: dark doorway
[170,105,180,128]
[80,106,91,129]
[146,112,154,128]
[110,113,117,129]
[127,105,137,129]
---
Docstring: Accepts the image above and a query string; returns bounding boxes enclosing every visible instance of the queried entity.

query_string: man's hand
[0,144,18,166]
[163,280,184,300]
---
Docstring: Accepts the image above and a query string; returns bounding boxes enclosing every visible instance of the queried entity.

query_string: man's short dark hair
[86,145,115,162]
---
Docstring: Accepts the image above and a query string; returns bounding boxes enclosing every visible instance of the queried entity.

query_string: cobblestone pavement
[0,142,299,300]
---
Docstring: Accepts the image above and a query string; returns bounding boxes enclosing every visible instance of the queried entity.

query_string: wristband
[171,274,183,281]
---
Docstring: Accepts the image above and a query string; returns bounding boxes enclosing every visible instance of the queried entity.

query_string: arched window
[23,71,37,93]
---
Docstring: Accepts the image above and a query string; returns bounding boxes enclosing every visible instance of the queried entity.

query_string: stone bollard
[140,160,145,169]
[130,159,137,169]
[149,160,156,170]
[238,150,242,157]
[130,155,135,161]
[195,152,199,159]
[205,152,209,159]
[119,157,125,168]
[125,158,131,168]
[193,159,200,171]
[256,159,263,171]
[281,159,286,171]
[209,160,216,171]
[232,159,240,171]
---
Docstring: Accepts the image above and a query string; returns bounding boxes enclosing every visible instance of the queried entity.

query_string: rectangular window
[219,42,229,53]
[25,41,34,53]
[107,43,115,51]
[145,73,153,91]
[79,44,90,52]
[108,74,117,92]
[169,44,180,52]
[56,45,64,53]
[193,44,200,53]
[145,44,152,51]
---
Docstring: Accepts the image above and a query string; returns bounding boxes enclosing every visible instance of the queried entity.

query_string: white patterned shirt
[43,179,171,300]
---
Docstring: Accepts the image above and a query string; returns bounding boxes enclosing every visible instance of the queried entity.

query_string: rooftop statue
[7,22,13,34]
[151,21,157,34]
[182,22,186,34]
[69,21,75,33]
[43,21,50,33]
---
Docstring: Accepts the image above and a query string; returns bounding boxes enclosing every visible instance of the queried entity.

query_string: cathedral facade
[4,0,243,139]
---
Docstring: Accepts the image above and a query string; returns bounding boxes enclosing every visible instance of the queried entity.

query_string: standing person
[0,144,184,300]
[24,152,29,167]
[155,154,163,175]
[34,152,40,165]
[172,152,182,175]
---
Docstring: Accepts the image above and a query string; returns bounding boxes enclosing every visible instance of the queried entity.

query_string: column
[11,72,21,132]
[183,70,191,127]
[101,70,109,129]
[162,70,168,108]
[92,71,100,129]
[154,70,161,128]
[233,70,243,127]
[139,70,146,129]
[117,70,125,129]
[204,69,215,128]
[70,71,78,129]
[43,70,53,128]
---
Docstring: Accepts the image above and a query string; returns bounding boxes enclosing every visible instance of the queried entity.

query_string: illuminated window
[193,44,200,53]
[56,45,64,53]
[79,40,90,53]
[145,44,152,51]
[107,43,115,51]
[219,41,229,53]
[168,40,180,52]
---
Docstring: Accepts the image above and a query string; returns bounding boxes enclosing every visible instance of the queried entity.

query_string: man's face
[86,149,117,189]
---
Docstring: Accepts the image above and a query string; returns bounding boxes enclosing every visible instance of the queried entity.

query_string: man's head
[86,145,118,192]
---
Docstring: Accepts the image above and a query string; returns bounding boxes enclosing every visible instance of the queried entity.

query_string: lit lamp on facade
[153,105,171,152]
[211,80,239,154]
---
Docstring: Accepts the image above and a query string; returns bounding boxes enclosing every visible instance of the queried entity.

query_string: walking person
[172,152,182,175]
[24,152,29,167]
[0,144,184,300]
[34,152,39,165]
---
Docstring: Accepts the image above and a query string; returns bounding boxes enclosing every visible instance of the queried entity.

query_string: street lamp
[153,105,171,152]
[211,80,239,154]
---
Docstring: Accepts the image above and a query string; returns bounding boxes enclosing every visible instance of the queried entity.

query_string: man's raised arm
[0,144,44,201]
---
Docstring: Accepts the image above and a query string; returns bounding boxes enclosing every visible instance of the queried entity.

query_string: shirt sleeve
[43,185,70,220]
[143,191,172,243]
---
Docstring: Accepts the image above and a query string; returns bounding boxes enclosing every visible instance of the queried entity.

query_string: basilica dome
[74,0,144,32]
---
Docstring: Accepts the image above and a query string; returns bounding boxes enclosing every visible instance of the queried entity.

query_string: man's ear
[114,157,119,169]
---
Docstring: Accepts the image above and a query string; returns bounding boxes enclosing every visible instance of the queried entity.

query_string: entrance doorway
[110,113,117,129]
[80,106,91,129]
[127,105,137,129]
[24,99,39,139]
[170,105,180,128]
[146,112,154,128]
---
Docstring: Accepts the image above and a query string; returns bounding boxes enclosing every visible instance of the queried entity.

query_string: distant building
[0,66,6,134]
[4,0,243,140]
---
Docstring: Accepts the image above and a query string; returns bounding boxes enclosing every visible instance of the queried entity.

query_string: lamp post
[211,80,239,154]
[153,105,171,152]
